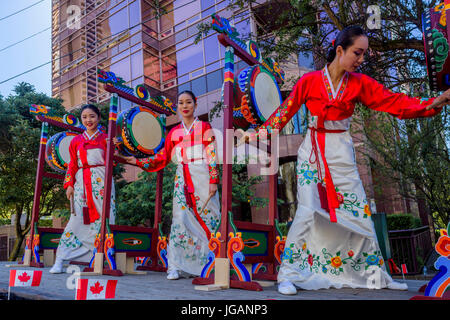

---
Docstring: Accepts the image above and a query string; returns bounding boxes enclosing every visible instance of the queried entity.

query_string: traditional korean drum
[45,131,78,173]
[422,3,450,91]
[116,106,165,158]
[233,65,282,130]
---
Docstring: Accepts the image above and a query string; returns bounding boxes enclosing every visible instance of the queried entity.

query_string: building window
[110,56,131,82]
[131,51,143,79]
[176,41,204,76]
[201,0,215,10]
[191,75,207,96]
[129,0,141,28]
[204,35,220,65]
[178,81,191,93]
[206,69,223,92]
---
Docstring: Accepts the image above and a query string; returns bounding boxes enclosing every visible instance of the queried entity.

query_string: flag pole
[8,285,11,300]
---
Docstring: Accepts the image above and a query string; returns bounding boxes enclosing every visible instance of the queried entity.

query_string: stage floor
[0,261,428,301]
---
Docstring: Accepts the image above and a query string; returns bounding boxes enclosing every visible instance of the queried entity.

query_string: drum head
[130,111,163,151]
[251,67,282,122]
[45,132,77,172]
[56,134,76,166]
[117,106,165,157]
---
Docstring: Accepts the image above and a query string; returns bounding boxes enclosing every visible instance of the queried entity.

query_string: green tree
[0,83,69,261]
[115,162,177,235]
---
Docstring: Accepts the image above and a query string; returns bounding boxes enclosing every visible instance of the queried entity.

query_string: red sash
[77,138,105,223]
[180,146,212,240]
[309,118,346,223]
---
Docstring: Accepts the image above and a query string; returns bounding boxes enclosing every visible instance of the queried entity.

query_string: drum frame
[45,131,77,173]
[422,4,450,91]
[233,64,282,129]
[116,106,165,158]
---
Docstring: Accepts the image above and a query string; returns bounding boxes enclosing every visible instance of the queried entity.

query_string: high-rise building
[52,0,256,116]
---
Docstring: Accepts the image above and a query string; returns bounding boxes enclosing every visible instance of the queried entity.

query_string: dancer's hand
[209,183,218,197]
[112,137,121,146]
[113,149,137,165]
[235,129,258,147]
[66,186,74,200]
[427,88,450,110]
[119,154,137,165]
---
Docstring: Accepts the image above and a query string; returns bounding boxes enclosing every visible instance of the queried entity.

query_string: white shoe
[278,281,297,295]
[387,281,408,290]
[166,270,179,280]
[49,258,64,274]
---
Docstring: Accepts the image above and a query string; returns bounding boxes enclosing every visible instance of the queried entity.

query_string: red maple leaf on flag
[18,272,31,283]
[90,281,104,295]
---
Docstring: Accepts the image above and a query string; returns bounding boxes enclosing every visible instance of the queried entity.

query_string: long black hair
[80,104,101,118]
[327,26,367,63]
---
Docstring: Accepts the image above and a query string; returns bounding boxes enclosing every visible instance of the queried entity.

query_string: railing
[388,226,433,275]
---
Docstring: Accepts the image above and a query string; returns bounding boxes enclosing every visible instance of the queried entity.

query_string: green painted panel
[239,229,269,256]
[113,231,152,252]
[40,232,62,249]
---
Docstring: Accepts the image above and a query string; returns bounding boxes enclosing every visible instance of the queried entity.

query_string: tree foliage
[0,83,69,260]
[115,162,177,235]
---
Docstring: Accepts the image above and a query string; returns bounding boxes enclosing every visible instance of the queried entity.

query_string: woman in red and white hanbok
[50,105,116,273]
[119,91,220,280]
[251,26,449,294]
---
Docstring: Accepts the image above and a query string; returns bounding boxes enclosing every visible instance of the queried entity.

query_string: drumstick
[70,195,76,216]
[200,193,214,215]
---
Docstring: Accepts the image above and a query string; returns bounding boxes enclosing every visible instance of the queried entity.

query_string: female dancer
[50,104,116,273]
[249,26,448,294]
[115,90,220,280]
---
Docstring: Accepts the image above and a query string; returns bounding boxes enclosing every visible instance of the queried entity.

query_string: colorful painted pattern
[424,224,450,297]
[40,122,49,145]
[227,232,251,282]
[89,234,101,268]
[224,46,234,83]
[104,233,116,270]
[200,232,222,278]
[157,235,168,268]
[109,95,118,121]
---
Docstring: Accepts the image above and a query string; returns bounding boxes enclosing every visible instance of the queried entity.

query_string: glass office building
[51,0,258,116]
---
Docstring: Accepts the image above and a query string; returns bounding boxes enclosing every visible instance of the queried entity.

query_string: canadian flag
[76,279,117,300]
[401,264,408,274]
[9,270,42,287]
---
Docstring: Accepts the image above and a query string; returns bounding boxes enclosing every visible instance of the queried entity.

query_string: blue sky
[0,0,51,97]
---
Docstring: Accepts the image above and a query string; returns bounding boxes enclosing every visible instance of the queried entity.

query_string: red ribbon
[181,147,211,240]
[78,139,104,223]
[309,115,346,223]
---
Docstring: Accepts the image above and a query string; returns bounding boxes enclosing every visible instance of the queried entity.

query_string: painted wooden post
[219,45,235,258]
[154,170,164,230]
[28,122,49,267]
[98,94,119,255]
